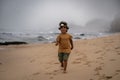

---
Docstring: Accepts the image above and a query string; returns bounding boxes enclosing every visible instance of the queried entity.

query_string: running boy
[55,21,73,73]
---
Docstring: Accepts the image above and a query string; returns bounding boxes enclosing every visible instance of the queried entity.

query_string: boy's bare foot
[61,67,64,70]
[61,63,63,67]
[63,70,67,73]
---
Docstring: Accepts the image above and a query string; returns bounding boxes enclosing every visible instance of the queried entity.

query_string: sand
[0,33,120,80]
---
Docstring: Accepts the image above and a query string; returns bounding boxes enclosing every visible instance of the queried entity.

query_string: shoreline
[0,32,120,44]
[0,32,120,46]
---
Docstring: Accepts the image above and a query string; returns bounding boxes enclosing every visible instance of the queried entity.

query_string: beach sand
[0,33,120,80]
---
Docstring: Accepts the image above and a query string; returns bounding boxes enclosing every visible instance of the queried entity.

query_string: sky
[0,0,120,33]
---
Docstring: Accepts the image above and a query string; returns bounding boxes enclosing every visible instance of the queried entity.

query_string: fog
[0,0,120,33]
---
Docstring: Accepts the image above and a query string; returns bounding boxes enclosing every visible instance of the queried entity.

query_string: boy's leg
[61,62,64,67]
[63,53,70,73]
[58,53,64,67]
[63,60,67,73]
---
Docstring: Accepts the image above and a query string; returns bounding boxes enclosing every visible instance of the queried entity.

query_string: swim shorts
[58,53,70,62]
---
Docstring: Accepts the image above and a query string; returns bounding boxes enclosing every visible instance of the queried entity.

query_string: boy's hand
[71,46,73,50]
[55,43,58,46]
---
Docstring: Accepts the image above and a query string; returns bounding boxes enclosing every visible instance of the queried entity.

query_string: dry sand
[0,33,120,80]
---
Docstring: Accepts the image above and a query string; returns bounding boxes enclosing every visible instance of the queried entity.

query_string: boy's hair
[59,21,69,30]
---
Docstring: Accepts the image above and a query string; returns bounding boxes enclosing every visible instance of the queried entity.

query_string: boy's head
[59,21,69,30]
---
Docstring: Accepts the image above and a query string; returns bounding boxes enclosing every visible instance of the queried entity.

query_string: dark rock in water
[74,37,81,39]
[53,33,59,35]
[80,34,85,36]
[37,36,47,41]
[0,41,27,45]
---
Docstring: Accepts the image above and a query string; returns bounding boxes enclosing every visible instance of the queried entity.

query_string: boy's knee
[63,60,68,62]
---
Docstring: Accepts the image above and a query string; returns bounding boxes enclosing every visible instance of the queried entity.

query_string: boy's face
[60,26,67,33]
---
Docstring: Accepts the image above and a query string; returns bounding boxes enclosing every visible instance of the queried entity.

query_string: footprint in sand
[72,58,82,64]
[72,61,81,64]
[49,76,54,79]
[95,50,102,54]
[105,76,112,79]
[54,62,59,64]
[94,71,100,76]
[0,62,3,65]
[32,72,40,76]
[46,67,51,69]
[109,59,116,61]
[105,70,120,79]
[105,48,111,51]
[45,72,53,75]
[101,53,106,56]
[84,61,92,67]
[100,62,104,65]
[117,52,120,55]
[94,66,102,71]
[116,70,120,73]
[96,57,104,60]
[113,72,119,77]
[99,75,113,80]
[75,58,82,60]
[30,59,35,63]
[89,79,93,80]
[45,70,59,76]
[94,66,103,76]
[101,74,113,80]
[115,47,120,49]
[53,70,59,72]
[45,70,59,79]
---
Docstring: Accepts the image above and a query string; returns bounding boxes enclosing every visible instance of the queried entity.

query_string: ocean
[0,32,115,44]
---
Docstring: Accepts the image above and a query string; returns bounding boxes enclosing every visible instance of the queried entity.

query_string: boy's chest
[60,35,70,41]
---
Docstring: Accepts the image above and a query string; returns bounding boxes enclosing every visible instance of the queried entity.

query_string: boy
[55,21,73,73]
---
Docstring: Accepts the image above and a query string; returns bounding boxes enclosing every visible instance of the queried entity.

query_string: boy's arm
[55,36,60,46]
[55,41,59,46]
[70,39,73,50]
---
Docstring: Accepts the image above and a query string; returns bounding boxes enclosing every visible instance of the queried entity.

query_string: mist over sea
[0,15,120,44]
[0,0,120,44]
[1,16,120,44]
